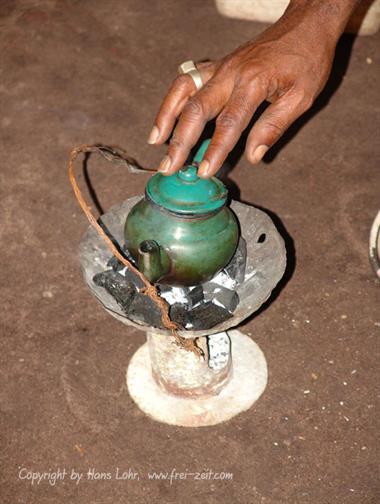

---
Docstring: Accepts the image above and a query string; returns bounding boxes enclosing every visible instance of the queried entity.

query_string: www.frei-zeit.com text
[18,467,233,486]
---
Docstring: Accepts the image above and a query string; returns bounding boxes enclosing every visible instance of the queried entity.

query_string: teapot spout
[138,240,166,283]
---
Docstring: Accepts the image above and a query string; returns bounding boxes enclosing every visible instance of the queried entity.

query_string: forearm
[286,0,361,39]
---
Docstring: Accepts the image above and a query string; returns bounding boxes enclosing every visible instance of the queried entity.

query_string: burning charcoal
[93,270,136,312]
[169,303,190,329]
[224,237,247,284]
[187,285,204,308]
[107,244,137,271]
[203,283,239,313]
[188,301,232,330]
[127,291,163,328]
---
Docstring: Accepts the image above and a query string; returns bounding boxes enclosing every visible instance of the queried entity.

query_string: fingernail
[251,145,269,164]
[198,160,210,177]
[159,155,171,173]
[147,125,159,144]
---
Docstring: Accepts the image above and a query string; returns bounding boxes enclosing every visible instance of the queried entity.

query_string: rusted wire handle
[68,144,202,357]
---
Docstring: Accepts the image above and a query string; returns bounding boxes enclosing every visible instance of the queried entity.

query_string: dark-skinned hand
[148,0,359,178]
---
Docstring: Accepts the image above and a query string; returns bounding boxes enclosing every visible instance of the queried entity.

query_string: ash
[93,238,247,331]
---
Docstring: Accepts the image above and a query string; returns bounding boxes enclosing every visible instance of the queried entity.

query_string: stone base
[126,330,268,427]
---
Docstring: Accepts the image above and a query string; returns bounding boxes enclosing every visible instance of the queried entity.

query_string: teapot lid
[146,140,228,215]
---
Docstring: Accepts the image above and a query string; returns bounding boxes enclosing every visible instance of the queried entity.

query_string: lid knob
[178,165,198,182]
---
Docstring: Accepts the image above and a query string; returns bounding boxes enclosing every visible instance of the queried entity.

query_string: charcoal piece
[187,285,204,308]
[169,303,190,328]
[224,237,247,284]
[93,270,110,288]
[123,268,144,289]
[214,289,239,313]
[210,270,237,290]
[127,291,163,328]
[188,301,232,330]
[203,283,239,314]
[157,284,190,305]
[93,270,136,312]
[107,244,137,271]
[106,248,144,289]
[158,284,204,309]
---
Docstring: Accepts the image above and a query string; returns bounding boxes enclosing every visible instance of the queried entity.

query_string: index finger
[159,73,233,175]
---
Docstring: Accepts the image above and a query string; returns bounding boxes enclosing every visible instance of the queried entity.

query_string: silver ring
[178,60,203,91]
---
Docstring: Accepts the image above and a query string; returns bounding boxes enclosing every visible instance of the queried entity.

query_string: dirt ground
[1,1,379,503]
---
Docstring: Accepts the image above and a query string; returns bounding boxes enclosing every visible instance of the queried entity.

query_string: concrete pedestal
[126,330,268,427]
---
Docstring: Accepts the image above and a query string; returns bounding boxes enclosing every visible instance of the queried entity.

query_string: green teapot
[124,140,239,286]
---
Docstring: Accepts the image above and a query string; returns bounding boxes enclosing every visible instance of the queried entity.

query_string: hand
[148,0,356,177]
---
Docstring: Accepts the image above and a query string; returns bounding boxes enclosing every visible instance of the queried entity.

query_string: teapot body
[125,197,239,286]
